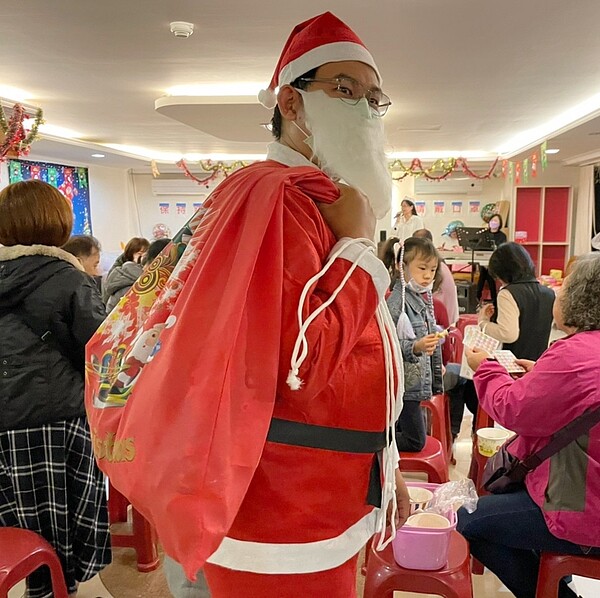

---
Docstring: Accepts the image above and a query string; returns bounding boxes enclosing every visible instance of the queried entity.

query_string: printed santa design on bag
[109,316,177,401]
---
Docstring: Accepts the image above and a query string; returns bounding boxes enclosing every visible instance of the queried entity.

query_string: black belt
[267,418,387,507]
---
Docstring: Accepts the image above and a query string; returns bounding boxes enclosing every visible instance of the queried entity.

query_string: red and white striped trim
[278,41,381,87]
[206,509,379,574]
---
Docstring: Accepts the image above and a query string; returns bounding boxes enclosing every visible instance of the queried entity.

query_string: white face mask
[295,89,392,220]
[407,278,433,294]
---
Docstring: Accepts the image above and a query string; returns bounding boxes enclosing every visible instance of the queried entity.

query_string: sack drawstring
[287,238,374,390]
[286,238,403,548]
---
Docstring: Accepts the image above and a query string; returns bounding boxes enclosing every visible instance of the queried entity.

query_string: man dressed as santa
[157,11,410,598]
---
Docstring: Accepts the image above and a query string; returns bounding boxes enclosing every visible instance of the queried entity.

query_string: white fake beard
[299,89,392,220]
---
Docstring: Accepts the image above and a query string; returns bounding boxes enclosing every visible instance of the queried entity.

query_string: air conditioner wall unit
[414,177,483,196]
[151,178,206,196]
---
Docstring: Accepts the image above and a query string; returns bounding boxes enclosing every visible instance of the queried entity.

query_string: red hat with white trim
[258,12,380,109]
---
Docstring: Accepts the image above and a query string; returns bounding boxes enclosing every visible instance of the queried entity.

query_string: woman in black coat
[0,180,111,598]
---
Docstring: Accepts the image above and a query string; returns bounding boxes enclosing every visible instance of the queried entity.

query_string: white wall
[0,162,8,189]
[381,175,506,245]
[380,163,583,248]
[87,164,133,253]
[128,173,219,241]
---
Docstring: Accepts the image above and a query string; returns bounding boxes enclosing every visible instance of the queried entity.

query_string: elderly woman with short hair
[458,253,600,598]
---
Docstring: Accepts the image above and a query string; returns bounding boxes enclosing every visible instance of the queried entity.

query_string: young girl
[386,237,444,451]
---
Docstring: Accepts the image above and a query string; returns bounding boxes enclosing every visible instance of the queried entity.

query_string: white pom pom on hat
[258,87,278,110]
[257,11,381,109]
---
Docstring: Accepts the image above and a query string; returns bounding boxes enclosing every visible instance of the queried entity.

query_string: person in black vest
[0,180,111,598]
[449,242,555,437]
[478,241,555,359]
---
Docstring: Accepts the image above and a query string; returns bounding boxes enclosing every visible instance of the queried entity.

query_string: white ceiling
[4,0,600,169]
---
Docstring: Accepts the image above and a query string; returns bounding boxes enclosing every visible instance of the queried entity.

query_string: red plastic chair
[536,552,600,597]
[467,407,496,495]
[108,481,160,572]
[456,314,478,337]
[446,327,464,364]
[467,406,496,576]
[422,394,452,463]
[0,527,68,598]
[399,436,449,483]
[364,530,473,598]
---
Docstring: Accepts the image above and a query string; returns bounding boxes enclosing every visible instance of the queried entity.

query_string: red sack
[85,162,339,577]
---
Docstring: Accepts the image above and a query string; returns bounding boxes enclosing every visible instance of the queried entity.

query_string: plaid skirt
[0,416,111,598]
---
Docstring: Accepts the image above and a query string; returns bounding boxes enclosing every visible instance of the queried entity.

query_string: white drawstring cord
[285,236,404,550]
[374,299,403,550]
[287,238,375,390]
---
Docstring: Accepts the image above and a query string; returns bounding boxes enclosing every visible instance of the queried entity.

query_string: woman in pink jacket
[458,253,600,598]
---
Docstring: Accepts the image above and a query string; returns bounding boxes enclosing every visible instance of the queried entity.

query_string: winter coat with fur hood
[0,245,106,431]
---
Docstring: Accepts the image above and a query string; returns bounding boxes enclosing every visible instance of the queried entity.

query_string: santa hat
[258,12,380,109]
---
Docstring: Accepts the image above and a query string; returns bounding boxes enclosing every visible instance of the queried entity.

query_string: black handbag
[482,405,600,494]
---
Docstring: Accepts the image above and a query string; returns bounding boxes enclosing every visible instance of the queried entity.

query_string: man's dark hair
[412,228,433,242]
[62,234,101,258]
[143,238,171,266]
[488,241,536,284]
[270,67,319,140]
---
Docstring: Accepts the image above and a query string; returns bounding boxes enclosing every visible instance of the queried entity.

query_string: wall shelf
[513,186,572,276]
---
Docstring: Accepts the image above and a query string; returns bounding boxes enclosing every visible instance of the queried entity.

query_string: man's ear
[277,85,302,122]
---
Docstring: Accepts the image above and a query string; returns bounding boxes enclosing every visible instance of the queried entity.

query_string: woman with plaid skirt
[0,180,111,598]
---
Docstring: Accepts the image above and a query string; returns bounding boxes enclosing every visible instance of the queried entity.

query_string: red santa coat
[86,143,399,596]
[203,143,395,595]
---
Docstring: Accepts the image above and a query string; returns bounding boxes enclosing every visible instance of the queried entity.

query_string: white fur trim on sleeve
[328,238,390,300]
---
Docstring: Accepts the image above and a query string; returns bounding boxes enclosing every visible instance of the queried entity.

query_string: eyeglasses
[297,76,392,117]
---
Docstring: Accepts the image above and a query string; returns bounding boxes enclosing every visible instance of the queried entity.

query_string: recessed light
[91,153,105,158]
[544,148,560,154]
[0,85,31,102]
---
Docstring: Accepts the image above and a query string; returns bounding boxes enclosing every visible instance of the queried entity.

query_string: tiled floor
[9,409,600,597]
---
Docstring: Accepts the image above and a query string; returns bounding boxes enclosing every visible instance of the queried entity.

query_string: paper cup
[405,513,451,529]
[476,427,511,457]
[408,487,434,513]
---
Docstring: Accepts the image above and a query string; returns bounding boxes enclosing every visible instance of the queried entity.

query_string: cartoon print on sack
[91,315,176,408]
[88,345,128,405]
[108,315,177,402]
[87,205,212,412]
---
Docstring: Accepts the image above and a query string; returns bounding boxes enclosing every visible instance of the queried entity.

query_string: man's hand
[514,358,536,373]
[413,334,439,356]
[466,347,490,371]
[316,183,375,240]
[393,469,411,528]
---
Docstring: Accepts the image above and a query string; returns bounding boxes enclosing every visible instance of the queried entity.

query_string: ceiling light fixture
[165,82,263,97]
[386,150,496,161]
[103,143,267,162]
[497,90,600,156]
[22,119,83,139]
[0,85,31,102]
[544,148,560,154]
[91,153,105,158]
[170,21,194,38]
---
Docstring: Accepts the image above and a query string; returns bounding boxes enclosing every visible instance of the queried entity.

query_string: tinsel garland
[389,157,499,180]
[176,159,250,185]
[0,103,44,161]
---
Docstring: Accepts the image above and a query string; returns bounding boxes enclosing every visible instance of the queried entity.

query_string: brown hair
[0,180,73,247]
[62,235,101,258]
[123,237,150,262]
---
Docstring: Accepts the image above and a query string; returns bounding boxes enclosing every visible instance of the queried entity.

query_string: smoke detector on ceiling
[170,21,194,38]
